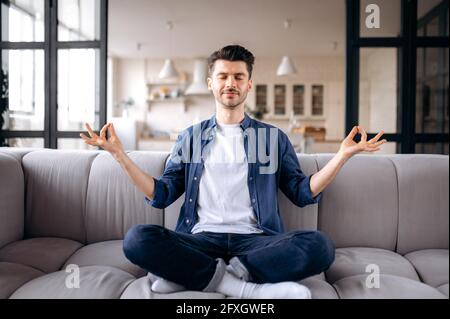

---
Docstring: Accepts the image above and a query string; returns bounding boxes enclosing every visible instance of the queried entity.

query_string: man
[80,45,386,299]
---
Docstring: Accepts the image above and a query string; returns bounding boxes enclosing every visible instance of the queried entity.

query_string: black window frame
[0,0,108,149]
[346,0,449,153]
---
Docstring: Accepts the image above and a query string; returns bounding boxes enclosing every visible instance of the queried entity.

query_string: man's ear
[207,77,213,90]
[248,79,253,91]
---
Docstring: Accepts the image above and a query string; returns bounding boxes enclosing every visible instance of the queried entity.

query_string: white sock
[215,270,311,299]
[151,277,186,294]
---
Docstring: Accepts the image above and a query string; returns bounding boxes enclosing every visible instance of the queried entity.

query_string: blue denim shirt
[145,113,322,235]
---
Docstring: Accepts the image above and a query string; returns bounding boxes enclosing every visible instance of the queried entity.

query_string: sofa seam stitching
[386,157,400,254]
[83,151,101,244]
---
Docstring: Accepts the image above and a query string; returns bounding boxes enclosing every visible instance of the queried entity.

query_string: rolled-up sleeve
[279,132,322,207]
[145,177,179,209]
[144,132,188,209]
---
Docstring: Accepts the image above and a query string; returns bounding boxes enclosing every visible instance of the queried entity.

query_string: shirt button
[186,219,190,224]
[189,198,193,202]
[252,198,256,203]
[194,176,197,180]
[249,176,253,181]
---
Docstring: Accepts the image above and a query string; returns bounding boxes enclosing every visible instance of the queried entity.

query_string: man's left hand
[338,126,387,159]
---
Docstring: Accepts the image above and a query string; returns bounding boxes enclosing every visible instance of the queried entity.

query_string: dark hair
[208,45,255,79]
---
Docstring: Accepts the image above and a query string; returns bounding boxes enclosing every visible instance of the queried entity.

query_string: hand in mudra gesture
[80,122,124,155]
[338,126,387,158]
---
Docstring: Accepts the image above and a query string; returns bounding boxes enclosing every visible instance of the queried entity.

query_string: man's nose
[225,76,237,87]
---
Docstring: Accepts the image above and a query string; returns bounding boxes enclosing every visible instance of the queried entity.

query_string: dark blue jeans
[123,224,335,291]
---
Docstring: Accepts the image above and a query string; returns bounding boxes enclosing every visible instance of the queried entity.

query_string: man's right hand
[80,122,124,156]
[80,122,155,199]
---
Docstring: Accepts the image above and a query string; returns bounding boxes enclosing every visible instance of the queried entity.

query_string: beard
[218,90,248,109]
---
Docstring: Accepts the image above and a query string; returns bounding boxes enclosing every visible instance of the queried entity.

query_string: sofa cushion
[0,153,24,249]
[404,249,449,288]
[333,274,447,299]
[390,155,449,254]
[120,272,336,299]
[10,266,135,299]
[0,262,44,299]
[85,151,166,244]
[325,247,420,284]
[437,283,449,297]
[317,155,398,250]
[299,276,339,299]
[22,149,100,243]
[120,273,226,299]
[63,240,147,278]
[0,237,83,273]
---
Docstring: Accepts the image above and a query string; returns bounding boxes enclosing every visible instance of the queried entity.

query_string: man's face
[207,59,253,109]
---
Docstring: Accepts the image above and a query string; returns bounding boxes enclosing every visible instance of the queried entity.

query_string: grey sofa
[0,147,448,299]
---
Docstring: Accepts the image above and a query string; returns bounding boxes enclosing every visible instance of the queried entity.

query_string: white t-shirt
[191,122,263,234]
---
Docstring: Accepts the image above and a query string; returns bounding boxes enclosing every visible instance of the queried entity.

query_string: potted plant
[116,97,135,118]
[0,68,9,147]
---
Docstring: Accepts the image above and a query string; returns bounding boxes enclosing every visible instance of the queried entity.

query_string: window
[58,0,101,41]
[58,48,100,131]
[359,48,398,134]
[416,47,449,134]
[0,0,107,148]
[1,0,45,42]
[347,0,449,154]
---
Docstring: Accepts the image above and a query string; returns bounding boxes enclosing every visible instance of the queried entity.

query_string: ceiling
[108,0,346,59]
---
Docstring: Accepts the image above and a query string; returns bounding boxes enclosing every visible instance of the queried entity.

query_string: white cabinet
[252,83,326,121]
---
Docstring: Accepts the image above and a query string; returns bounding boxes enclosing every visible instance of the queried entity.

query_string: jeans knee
[314,231,335,270]
[123,224,163,264]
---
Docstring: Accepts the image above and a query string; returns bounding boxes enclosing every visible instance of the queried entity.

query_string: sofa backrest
[84,151,165,243]
[0,148,448,254]
[165,153,448,253]
[22,149,100,243]
[0,152,24,249]
[2,149,165,244]
[317,154,400,251]
[390,155,449,254]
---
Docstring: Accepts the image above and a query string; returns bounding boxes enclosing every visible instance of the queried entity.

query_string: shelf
[147,97,185,103]
[146,72,188,112]
[146,82,187,87]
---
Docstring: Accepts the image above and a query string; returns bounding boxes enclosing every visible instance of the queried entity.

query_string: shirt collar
[207,112,252,131]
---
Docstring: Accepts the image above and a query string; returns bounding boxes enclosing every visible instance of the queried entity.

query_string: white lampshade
[276,55,297,76]
[159,59,179,79]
